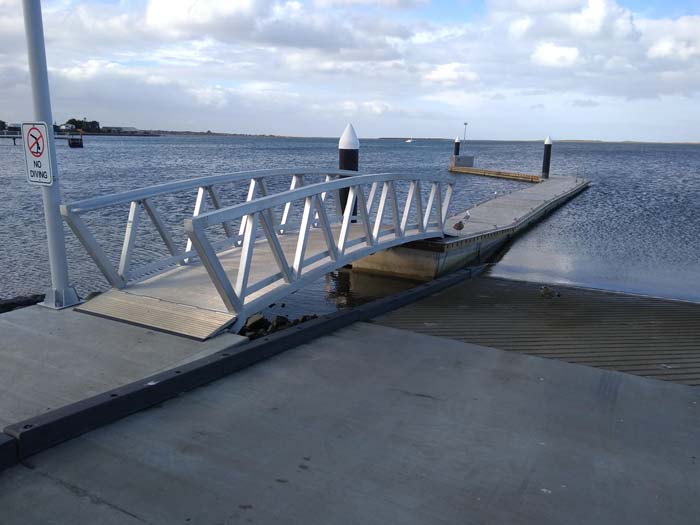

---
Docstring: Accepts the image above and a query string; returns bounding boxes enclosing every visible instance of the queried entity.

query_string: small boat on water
[405,138,413,143]
[68,133,83,148]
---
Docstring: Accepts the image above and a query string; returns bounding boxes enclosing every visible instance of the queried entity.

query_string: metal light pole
[22,0,79,308]
[463,122,468,141]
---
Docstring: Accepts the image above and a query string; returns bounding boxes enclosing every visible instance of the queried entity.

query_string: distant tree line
[0,118,101,133]
[66,118,101,132]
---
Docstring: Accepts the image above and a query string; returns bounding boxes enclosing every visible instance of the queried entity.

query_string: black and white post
[542,136,552,179]
[338,123,359,214]
[453,136,460,156]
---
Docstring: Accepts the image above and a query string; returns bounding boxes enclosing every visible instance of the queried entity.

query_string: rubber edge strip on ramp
[0,434,17,471]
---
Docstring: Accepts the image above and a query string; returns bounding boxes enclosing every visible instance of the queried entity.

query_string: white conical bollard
[338,124,359,215]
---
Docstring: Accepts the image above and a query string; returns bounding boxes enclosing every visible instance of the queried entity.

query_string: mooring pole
[338,123,359,215]
[453,136,460,156]
[542,136,552,179]
[22,0,80,308]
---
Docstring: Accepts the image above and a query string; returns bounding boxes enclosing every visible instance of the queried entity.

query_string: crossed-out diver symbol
[27,127,44,158]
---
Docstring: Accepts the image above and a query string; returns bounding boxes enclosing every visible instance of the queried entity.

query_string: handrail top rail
[62,168,360,214]
[187,171,455,230]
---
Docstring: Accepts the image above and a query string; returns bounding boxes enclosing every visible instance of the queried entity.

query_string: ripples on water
[1,136,698,312]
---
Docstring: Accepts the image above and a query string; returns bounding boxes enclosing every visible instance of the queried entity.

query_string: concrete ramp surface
[1,322,697,524]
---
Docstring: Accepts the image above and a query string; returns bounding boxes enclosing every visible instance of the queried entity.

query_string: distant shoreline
[72,131,699,145]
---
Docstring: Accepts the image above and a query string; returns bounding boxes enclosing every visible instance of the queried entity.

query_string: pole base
[40,286,82,310]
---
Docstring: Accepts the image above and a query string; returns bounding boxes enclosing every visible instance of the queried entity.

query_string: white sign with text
[22,121,53,186]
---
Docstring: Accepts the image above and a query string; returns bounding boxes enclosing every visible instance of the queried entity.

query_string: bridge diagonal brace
[235,213,258,298]
[355,185,374,247]
[254,178,277,235]
[313,194,338,261]
[118,200,142,279]
[141,198,181,262]
[388,181,401,238]
[400,181,416,236]
[293,196,316,278]
[61,209,125,289]
[422,183,437,231]
[442,183,454,224]
[281,174,303,231]
[185,220,243,313]
[239,179,258,237]
[366,182,379,216]
[260,210,293,282]
[372,182,389,243]
[337,186,357,255]
[435,182,444,230]
[206,186,235,238]
[414,181,424,233]
[185,187,208,261]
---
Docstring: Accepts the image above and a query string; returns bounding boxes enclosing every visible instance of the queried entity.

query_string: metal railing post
[22,0,80,308]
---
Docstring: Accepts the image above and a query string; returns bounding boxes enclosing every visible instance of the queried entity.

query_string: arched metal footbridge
[63,169,455,339]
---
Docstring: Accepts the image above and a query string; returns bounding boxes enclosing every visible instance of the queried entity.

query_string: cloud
[508,16,532,39]
[572,98,599,107]
[559,0,636,38]
[314,0,427,7]
[1,0,699,141]
[531,42,580,67]
[423,63,479,86]
[145,0,274,38]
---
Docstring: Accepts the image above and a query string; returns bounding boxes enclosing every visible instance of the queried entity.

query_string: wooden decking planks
[76,290,235,340]
[377,276,700,386]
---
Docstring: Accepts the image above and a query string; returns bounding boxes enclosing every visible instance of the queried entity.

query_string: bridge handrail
[60,167,361,289]
[184,172,455,319]
[191,172,453,228]
[64,168,357,213]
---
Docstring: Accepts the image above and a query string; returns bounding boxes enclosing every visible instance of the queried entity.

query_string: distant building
[60,123,76,131]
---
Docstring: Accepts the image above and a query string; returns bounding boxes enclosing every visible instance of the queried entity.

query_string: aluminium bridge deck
[77,224,370,339]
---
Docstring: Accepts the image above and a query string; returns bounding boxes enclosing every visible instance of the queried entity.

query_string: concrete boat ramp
[1,175,699,523]
[1,304,699,524]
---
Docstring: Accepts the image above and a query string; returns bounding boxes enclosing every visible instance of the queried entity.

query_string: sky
[1,0,699,141]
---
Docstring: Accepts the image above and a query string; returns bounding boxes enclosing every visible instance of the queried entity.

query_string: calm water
[1,136,699,316]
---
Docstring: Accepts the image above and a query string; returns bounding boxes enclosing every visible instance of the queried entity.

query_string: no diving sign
[22,122,53,186]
